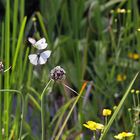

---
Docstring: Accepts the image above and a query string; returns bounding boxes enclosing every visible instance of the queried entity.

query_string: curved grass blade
[4,0,10,139]
[36,12,50,45]
[0,22,4,140]
[12,16,27,72]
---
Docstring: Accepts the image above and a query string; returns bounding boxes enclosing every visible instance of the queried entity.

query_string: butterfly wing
[34,38,47,50]
[28,54,38,65]
[38,50,51,65]
[28,37,36,45]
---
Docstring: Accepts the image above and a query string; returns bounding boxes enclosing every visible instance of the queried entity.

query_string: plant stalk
[41,79,53,140]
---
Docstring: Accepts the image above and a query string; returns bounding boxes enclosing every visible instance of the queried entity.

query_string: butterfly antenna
[4,66,11,73]
[62,83,85,99]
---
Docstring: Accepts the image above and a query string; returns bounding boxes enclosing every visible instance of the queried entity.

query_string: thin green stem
[128,109,133,127]
[41,79,53,140]
[105,117,108,126]
[136,94,139,106]
[93,131,97,140]
[4,0,10,139]
[0,22,4,140]
[132,94,136,107]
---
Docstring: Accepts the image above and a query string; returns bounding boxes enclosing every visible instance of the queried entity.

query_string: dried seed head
[50,66,66,81]
[0,61,4,72]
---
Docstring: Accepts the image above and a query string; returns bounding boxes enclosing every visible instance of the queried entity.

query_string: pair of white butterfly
[28,38,51,65]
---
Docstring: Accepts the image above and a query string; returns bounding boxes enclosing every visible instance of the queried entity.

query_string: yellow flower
[102,109,112,116]
[137,28,140,32]
[128,53,140,60]
[114,132,134,139]
[110,10,114,13]
[111,9,131,14]
[130,89,135,93]
[83,121,104,131]
[130,89,140,94]
[116,74,126,82]
[32,17,36,22]
[136,90,140,94]
[113,106,117,110]
[116,8,126,13]
[128,108,132,112]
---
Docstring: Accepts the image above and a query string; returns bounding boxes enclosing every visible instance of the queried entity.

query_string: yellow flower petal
[83,121,104,131]
[114,132,134,139]
[136,90,140,94]
[116,8,126,13]
[96,123,104,130]
[114,135,123,140]
[83,124,95,130]
[131,89,135,93]
[128,53,140,60]
[102,109,112,116]
[116,74,126,82]
[126,132,134,137]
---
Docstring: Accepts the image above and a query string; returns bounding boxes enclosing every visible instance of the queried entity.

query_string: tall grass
[4,0,10,139]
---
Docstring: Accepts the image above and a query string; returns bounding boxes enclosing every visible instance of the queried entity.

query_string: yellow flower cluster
[111,8,131,14]
[102,109,112,116]
[116,74,126,82]
[114,132,134,139]
[83,121,104,131]
[128,53,140,60]
[131,89,140,94]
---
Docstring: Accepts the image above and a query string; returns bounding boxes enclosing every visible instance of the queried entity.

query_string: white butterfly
[28,50,51,65]
[28,37,48,50]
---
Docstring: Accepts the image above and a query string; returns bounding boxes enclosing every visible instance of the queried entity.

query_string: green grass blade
[41,79,54,140]
[101,0,126,11]
[0,22,4,140]
[28,94,41,111]
[4,0,10,139]
[11,16,27,75]
[36,12,50,44]
[20,0,25,22]
[12,0,18,56]
[20,47,30,85]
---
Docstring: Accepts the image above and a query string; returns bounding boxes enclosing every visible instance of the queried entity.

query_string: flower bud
[50,66,66,81]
